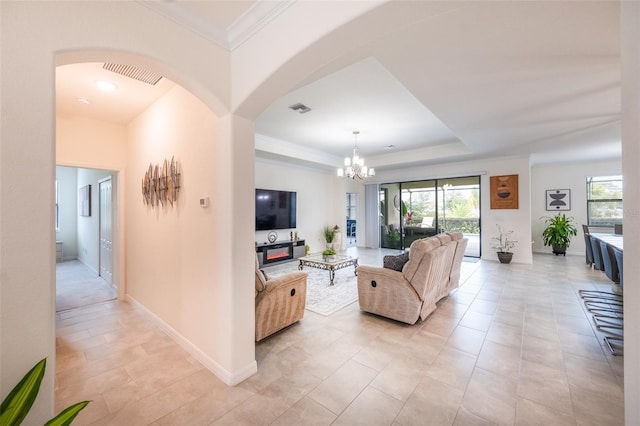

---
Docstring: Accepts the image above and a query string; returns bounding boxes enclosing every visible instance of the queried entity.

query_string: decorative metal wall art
[142,156,181,207]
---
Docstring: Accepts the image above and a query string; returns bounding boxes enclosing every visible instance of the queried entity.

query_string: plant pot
[553,245,566,256]
[497,252,513,264]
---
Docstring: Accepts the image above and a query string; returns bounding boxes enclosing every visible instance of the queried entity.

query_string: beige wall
[57,116,127,170]
[0,2,238,422]
[125,85,257,380]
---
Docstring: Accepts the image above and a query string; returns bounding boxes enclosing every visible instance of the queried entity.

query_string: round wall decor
[267,231,278,243]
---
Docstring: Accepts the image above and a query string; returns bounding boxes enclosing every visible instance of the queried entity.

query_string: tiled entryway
[55,252,624,425]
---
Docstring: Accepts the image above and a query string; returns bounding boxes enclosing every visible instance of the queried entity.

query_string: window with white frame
[586,175,622,226]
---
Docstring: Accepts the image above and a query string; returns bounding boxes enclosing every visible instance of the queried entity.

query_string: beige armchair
[255,255,307,341]
[357,233,466,324]
[445,231,468,293]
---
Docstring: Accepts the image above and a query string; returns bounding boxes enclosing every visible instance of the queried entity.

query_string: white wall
[3,2,638,424]
[374,156,533,264]
[621,2,640,421]
[531,160,621,256]
[255,158,336,252]
[55,167,78,260]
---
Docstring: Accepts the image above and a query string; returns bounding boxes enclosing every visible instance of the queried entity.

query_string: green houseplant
[322,225,336,248]
[1,358,89,426]
[541,213,577,255]
[491,225,517,264]
[322,248,336,260]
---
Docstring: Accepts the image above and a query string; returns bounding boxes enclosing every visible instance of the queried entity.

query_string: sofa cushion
[436,233,452,245]
[447,231,463,241]
[403,236,442,283]
[383,251,410,271]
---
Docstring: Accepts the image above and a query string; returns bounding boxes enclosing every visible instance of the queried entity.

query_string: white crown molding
[137,0,228,47]
[227,1,295,51]
[138,0,294,51]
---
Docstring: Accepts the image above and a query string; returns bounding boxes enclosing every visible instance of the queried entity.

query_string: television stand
[256,239,305,267]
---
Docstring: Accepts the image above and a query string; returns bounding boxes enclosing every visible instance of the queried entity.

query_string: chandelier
[337,131,375,179]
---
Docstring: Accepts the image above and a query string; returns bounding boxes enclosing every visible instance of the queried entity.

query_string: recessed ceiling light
[76,97,91,105]
[95,80,117,92]
[384,144,396,150]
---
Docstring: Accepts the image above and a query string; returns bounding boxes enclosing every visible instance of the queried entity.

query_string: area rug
[263,263,359,316]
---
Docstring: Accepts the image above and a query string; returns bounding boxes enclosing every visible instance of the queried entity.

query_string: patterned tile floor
[55,250,624,425]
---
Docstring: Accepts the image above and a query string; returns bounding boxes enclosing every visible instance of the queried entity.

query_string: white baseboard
[126,295,257,386]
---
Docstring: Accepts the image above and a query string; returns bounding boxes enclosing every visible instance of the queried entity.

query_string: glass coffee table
[298,253,359,285]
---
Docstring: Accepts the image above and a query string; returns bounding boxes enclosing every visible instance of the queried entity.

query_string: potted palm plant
[322,225,336,249]
[541,213,577,255]
[491,225,517,264]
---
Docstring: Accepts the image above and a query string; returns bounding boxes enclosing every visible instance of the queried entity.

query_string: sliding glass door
[437,177,480,257]
[402,181,437,248]
[379,183,402,250]
[379,176,481,257]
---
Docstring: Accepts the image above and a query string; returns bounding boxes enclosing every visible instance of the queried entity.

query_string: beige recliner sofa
[356,232,468,324]
[255,255,308,341]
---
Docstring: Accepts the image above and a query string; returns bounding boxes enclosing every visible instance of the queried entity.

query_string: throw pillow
[383,252,409,272]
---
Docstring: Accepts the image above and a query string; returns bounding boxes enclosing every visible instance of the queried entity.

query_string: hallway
[57,260,117,312]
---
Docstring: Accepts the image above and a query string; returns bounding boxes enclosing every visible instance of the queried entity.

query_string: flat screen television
[255,189,297,231]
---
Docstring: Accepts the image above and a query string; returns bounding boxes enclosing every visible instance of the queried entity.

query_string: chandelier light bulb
[336,130,374,180]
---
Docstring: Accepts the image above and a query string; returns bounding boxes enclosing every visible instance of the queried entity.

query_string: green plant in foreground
[322,249,336,256]
[0,358,89,426]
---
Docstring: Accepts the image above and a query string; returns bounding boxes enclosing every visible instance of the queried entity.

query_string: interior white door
[99,178,113,285]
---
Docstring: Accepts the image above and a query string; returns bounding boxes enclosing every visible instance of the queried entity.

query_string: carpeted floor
[263,262,359,316]
[56,260,117,312]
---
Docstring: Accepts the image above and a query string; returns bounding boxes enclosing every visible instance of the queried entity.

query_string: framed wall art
[490,174,519,209]
[546,189,571,211]
[79,185,91,217]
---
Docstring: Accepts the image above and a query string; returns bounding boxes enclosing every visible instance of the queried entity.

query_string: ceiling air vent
[103,63,163,86]
[289,103,312,114]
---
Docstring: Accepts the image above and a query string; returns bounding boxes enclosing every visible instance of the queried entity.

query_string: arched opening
[53,52,252,397]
